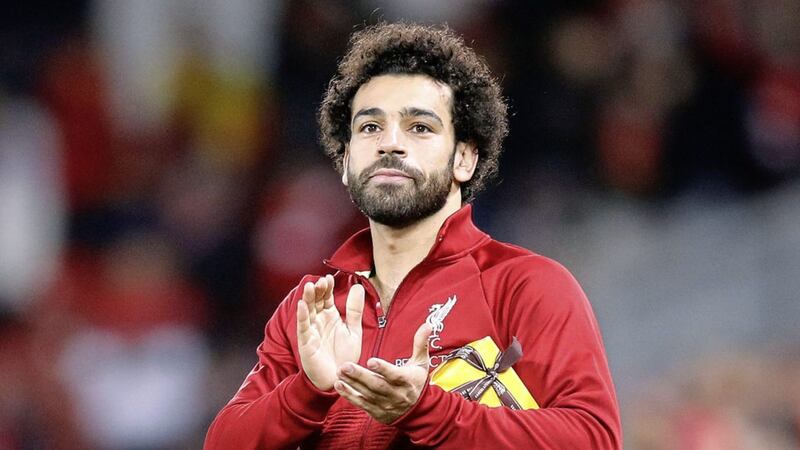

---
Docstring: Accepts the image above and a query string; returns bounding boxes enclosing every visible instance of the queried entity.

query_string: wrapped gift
[430,336,539,410]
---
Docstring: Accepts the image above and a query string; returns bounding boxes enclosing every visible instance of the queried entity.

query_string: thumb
[345,284,365,334]
[409,323,432,367]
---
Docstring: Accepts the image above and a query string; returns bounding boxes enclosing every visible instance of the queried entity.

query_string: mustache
[359,156,423,182]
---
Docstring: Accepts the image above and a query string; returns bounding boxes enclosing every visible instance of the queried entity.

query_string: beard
[347,152,455,228]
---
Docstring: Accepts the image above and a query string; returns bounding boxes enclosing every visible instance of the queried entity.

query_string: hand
[334,323,432,424]
[296,275,365,391]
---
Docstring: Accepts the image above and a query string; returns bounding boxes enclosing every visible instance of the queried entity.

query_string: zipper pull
[375,301,387,328]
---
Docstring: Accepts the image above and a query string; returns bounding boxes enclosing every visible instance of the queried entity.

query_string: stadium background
[1,1,799,448]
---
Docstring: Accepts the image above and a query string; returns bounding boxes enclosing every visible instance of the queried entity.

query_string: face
[344,74,476,228]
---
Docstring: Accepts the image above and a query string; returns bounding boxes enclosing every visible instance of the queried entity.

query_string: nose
[377,123,407,157]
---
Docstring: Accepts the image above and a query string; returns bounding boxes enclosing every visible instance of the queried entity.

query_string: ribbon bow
[445,337,524,410]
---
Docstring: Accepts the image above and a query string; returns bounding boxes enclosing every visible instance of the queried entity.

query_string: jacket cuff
[390,380,443,434]
[282,373,339,423]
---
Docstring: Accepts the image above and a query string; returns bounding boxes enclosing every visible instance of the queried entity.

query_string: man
[205,23,621,449]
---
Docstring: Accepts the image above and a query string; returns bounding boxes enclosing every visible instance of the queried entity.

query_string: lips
[369,168,411,179]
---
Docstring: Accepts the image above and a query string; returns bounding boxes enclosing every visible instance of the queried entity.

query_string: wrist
[390,373,433,427]
[282,372,340,422]
[305,372,335,392]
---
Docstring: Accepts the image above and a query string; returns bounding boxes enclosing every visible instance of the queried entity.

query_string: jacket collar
[324,204,490,273]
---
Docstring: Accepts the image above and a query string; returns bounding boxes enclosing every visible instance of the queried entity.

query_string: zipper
[353,273,382,450]
[330,233,444,449]
[354,267,420,449]
[360,269,416,363]
[375,301,387,328]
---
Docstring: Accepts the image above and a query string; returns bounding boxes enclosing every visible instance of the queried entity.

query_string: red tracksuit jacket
[205,205,621,449]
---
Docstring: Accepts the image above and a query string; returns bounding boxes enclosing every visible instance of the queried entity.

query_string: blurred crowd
[625,348,800,449]
[1,1,799,448]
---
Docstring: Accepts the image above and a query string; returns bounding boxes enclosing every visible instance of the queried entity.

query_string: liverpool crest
[426,295,457,350]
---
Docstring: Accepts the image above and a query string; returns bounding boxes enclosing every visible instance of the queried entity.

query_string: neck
[368,188,462,307]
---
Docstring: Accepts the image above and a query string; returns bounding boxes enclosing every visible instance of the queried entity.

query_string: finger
[366,358,408,385]
[409,323,432,367]
[345,284,365,334]
[334,380,376,413]
[337,363,393,398]
[322,274,335,309]
[296,299,312,346]
[305,282,320,323]
[366,357,398,374]
[314,277,328,313]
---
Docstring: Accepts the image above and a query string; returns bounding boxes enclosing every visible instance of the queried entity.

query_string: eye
[359,123,380,133]
[411,123,432,134]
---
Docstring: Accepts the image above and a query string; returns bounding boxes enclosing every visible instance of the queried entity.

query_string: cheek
[345,155,376,184]
[346,156,369,177]
[426,142,456,169]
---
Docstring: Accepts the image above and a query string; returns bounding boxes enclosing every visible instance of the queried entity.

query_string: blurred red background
[1,1,799,448]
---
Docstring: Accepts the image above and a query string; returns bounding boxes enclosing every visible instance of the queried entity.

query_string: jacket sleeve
[392,256,622,449]
[204,281,339,450]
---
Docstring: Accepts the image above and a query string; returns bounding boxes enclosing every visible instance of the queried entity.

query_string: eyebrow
[352,107,384,126]
[401,107,443,127]
[351,107,444,128]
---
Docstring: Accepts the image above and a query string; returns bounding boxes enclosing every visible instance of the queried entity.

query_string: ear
[341,145,350,186]
[453,141,478,183]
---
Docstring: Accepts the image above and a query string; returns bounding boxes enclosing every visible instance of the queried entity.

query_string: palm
[297,275,364,390]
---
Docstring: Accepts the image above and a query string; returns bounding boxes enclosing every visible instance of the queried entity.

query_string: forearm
[204,372,338,450]
[393,384,621,449]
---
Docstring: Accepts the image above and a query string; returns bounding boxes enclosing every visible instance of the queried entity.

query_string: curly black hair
[318,22,508,203]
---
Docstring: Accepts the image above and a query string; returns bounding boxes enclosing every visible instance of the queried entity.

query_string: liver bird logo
[426,295,457,349]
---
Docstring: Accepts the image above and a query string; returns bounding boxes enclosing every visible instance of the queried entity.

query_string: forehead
[351,74,453,121]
